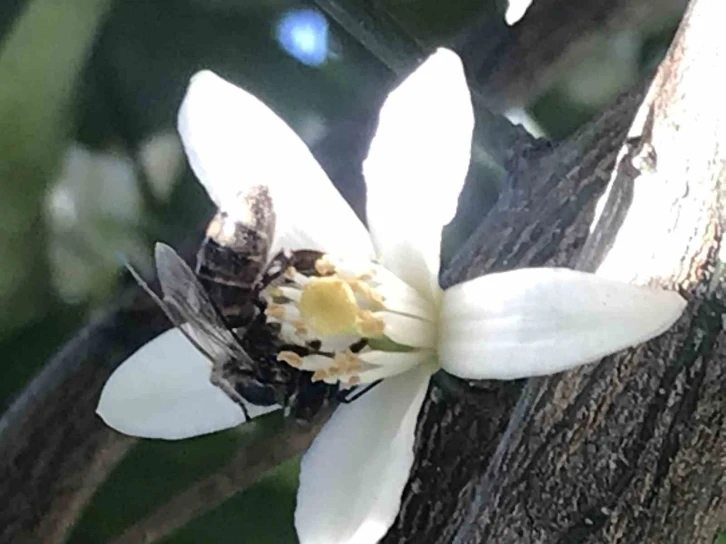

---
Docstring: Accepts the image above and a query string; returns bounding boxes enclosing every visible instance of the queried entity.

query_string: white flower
[96,49,686,544]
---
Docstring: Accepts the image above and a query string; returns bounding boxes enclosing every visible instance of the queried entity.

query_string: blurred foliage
[0,0,689,541]
[68,415,297,543]
[0,0,113,333]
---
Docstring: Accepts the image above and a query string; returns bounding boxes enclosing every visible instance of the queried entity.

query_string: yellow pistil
[298,277,360,336]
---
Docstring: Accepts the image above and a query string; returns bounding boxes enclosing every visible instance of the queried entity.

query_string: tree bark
[384,0,726,542]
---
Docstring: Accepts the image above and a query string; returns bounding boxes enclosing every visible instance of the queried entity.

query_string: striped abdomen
[194,185,275,328]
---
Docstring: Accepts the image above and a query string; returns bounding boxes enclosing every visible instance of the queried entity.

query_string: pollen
[356,310,385,337]
[265,303,285,319]
[314,255,336,276]
[268,286,284,298]
[262,252,437,387]
[298,277,359,336]
[278,351,302,367]
[349,280,385,308]
[293,318,308,335]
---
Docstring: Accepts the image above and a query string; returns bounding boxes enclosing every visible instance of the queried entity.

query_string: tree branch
[383,77,647,544]
[0,288,164,543]
[110,413,331,544]
[386,0,725,541]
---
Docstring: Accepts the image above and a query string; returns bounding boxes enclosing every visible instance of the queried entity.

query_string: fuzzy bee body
[144,185,338,422]
[195,185,273,327]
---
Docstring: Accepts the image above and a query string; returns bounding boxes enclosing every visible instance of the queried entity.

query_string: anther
[265,303,285,319]
[278,351,302,368]
[314,256,336,276]
[356,310,385,337]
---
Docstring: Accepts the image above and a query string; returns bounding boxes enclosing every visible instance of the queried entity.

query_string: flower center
[263,253,438,386]
[298,277,362,336]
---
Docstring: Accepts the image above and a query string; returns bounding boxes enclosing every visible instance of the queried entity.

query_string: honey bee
[130,185,338,422]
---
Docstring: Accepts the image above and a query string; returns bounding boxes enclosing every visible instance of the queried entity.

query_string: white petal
[363,49,474,300]
[296,364,432,544]
[439,268,686,380]
[96,328,279,440]
[177,70,373,258]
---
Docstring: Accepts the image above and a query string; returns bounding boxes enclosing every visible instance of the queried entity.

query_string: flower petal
[363,49,474,300]
[295,364,432,544]
[96,328,279,440]
[439,268,686,380]
[177,70,373,258]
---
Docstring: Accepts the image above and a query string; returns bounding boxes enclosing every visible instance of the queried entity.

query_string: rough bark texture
[381,73,647,544]
[384,0,726,542]
[0,289,163,544]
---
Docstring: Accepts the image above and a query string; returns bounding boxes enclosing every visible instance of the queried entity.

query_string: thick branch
[0,288,164,543]
[383,77,646,544]
[110,412,330,544]
[388,0,725,542]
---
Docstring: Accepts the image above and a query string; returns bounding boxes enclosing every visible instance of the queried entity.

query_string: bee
[129,185,338,422]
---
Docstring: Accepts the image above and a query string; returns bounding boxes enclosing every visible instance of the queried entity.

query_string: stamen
[333,350,363,373]
[377,311,437,348]
[275,286,302,302]
[297,354,336,371]
[312,369,331,382]
[317,333,361,352]
[314,255,336,276]
[265,252,440,387]
[292,318,308,335]
[358,349,435,368]
[265,303,285,319]
[349,280,386,308]
[286,268,311,286]
[284,266,297,280]
[265,302,300,322]
[277,351,302,368]
[278,322,308,344]
[355,310,386,338]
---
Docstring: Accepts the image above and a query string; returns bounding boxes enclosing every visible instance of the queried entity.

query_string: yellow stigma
[298,277,359,336]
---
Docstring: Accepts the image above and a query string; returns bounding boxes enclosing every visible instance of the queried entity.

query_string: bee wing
[153,242,256,369]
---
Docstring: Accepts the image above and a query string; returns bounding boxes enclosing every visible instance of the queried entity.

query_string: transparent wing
[153,242,256,370]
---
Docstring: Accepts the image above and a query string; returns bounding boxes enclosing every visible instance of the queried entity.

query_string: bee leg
[338,380,383,404]
[257,249,292,287]
[209,371,251,422]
